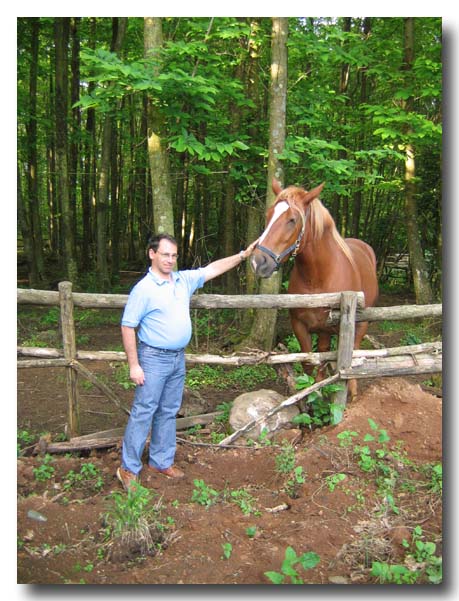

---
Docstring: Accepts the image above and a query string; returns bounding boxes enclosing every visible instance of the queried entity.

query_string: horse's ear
[272,178,283,196]
[302,182,325,205]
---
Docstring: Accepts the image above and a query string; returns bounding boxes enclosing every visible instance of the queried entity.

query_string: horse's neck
[296,229,338,280]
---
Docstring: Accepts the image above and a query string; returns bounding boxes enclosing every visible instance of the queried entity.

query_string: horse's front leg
[291,315,314,377]
[316,333,331,382]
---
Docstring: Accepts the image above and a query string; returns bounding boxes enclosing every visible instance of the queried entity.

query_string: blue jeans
[121,343,186,475]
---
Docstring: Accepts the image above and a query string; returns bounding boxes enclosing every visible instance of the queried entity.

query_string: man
[117,233,259,491]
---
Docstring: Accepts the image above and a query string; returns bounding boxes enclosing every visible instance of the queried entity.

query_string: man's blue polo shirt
[121,267,206,350]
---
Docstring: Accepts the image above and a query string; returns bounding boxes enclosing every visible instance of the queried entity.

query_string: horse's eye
[288,218,296,225]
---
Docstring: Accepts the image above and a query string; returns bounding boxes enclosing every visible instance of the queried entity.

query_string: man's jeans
[121,343,185,475]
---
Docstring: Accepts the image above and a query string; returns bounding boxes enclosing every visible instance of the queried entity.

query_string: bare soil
[17,293,443,585]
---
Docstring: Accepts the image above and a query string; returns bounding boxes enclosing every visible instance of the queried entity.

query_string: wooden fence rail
[17,282,442,437]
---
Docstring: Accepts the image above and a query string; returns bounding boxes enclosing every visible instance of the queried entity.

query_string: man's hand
[130,364,145,386]
[240,237,260,260]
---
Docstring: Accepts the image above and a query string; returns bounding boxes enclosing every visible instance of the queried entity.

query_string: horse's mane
[309,198,355,266]
[292,196,355,268]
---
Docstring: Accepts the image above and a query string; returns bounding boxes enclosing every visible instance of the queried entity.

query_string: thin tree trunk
[402,18,433,304]
[242,17,288,351]
[55,17,78,284]
[96,17,127,291]
[144,17,174,237]
[26,18,48,287]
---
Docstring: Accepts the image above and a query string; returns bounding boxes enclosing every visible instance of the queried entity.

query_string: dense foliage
[17,17,441,296]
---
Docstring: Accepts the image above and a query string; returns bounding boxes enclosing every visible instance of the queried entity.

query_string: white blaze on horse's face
[258,201,289,244]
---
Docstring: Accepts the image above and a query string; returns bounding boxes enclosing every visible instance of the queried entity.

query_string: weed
[229,489,260,516]
[215,401,232,424]
[210,431,225,444]
[371,526,442,584]
[275,441,296,475]
[221,542,232,560]
[274,441,306,498]
[18,429,35,454]
[114,363,136,390]
[246,526,257,538]
[104,482,164,557]
[191,479,219,507]
[33,454,55,482]
[285,466,306,499]
[293,373,345,428]
[326,473,347,491]
[63,462,104,493]
[264,546,320,584]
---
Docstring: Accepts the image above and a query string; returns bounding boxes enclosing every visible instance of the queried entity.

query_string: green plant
[104,482,163,556]
[191,479,219,507]
[221,542,232,560]
[371,561,418,584]
[33,454,55,482]
[326,473,346,491]
[264,546,320,584]
[275,441,296,475]
[229,488,260,516]
[215,401,232,424]
[424,463,442,495]
[285,465,306,499]
[371,526,442,584]
[114,363,136,390]
[63,462,104,492]
[293,373,345,428]
[246,526,257,538]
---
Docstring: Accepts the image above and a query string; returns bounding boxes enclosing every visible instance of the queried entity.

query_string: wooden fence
[17,282,442,438]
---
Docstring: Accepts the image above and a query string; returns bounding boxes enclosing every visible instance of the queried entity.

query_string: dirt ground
[16,294,443,585]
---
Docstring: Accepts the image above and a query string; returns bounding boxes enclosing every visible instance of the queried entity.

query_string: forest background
[16,16,442,347]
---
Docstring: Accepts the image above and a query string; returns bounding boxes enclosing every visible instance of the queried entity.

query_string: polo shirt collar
[148,267,180,286]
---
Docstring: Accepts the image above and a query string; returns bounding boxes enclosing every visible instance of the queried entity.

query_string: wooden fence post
[331,291,358,424]
[58,281,80,437]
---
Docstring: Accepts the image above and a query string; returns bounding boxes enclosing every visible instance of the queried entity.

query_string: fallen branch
[218,372,340,446]
[34,412,222,454]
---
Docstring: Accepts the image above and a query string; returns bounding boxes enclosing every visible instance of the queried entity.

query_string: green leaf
[264,571,284,584]
[299,551,320,570]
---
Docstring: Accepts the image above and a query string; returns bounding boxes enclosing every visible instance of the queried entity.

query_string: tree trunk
[144,17,174,237]
[55,17,78,284]
[26,18,48,287]
[69,18,80,246]
[352,17,371,238]
[96,17,127,291]
[402,18,433,304]
[242,17,288,351]
[80,18,96,271]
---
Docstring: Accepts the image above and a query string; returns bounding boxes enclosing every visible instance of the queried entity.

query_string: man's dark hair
[147,233,178,254]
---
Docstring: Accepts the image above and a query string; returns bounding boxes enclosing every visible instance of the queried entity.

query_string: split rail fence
[17,282,442,444]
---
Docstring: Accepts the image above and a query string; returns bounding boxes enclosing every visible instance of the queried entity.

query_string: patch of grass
[104,482,167,559]
[185,364,277,391]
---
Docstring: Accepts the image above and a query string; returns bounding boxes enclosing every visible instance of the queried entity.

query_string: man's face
[149,239,178,276]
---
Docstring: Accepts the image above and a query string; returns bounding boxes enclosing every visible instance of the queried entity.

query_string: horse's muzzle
[250,247,278,278]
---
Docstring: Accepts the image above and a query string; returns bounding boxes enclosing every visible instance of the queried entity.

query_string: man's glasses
[157,252,178,260]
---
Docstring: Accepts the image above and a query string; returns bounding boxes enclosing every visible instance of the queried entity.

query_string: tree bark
[402,18,433,304]
[242,17,288,350]
[26,18,48,287]
[96,17,127,291]
[144,17,175,237]
[55,17,78,284]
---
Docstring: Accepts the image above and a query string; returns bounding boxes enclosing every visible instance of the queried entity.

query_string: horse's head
[251,179,325,278]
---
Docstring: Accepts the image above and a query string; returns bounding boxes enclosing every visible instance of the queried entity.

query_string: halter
[256,202,307,269]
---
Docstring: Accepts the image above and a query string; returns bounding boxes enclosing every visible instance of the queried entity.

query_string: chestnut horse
[251,180,378,400]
